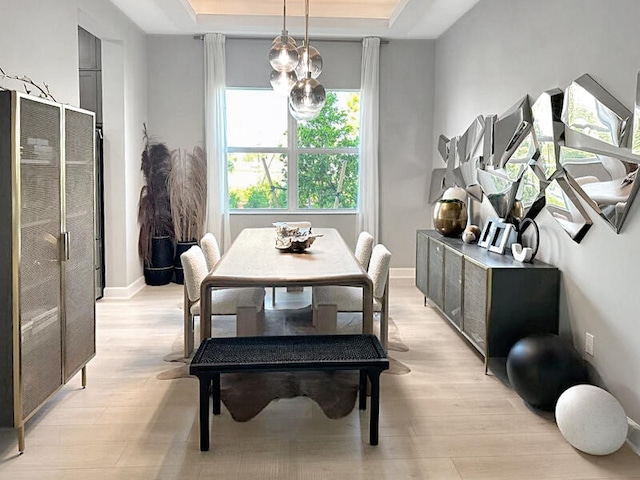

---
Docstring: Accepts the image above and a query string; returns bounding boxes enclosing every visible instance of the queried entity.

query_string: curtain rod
[192,34,389,44]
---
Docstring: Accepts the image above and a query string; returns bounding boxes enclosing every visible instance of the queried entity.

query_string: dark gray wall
[434,0,640,422]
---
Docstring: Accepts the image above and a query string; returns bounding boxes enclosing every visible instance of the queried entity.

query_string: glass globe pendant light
[268,0,299,73]
[289,0,325,121]
[270,69,297,96]
[294,41,322,79]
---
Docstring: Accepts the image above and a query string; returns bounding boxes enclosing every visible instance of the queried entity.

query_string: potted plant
[169,146,207,284]
[138,124,174,285]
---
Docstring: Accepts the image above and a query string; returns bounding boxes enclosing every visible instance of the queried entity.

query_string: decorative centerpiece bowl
[273,222,322,252]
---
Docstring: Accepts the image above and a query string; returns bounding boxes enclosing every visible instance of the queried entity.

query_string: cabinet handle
[62,232,70,261]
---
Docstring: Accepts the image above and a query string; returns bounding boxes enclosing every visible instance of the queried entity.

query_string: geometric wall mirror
[544,175,593,243]
[561,73,632,148]
[514,166,546,223]
[429,168,448,203]
[560,146,639,233]
[503,130,538,182]
[458,115,485,163]
[492,96,533,169]
[438,134,450,161]
[633,71,640,155]
[532,88,564,180]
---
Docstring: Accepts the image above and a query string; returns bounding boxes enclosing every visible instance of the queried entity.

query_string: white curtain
[357,37,380,242]
[204,33,231,250]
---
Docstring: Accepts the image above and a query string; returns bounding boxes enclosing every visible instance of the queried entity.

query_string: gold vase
[433,199,468,237]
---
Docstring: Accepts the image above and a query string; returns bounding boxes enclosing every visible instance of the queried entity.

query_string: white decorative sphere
[555,385,628,455]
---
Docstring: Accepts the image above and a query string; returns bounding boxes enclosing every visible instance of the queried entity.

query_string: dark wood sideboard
[416,230,560,373]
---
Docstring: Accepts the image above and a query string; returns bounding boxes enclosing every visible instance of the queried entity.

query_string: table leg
[199,377,211,451]
[212,373,221,415]
[200,279,213,341]
[362,281,374,336]
[368,370,381,445]
[359,370,367,410]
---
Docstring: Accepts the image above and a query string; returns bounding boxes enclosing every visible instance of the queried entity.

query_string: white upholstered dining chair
[200,232,221,271]
[354,231,375,269]
[311,243,392,350]
[181,245,265,357]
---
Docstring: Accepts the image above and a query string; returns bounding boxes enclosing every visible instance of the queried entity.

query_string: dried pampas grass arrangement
[138,124,173,265]
[169,147,207,243]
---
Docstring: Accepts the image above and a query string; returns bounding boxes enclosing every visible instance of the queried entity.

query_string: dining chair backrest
[200,232,221,271]
[368,244,391,300]
[181,245,209,303]
[354,231,375,268]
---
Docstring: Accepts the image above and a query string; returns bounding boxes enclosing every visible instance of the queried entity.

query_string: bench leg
[236,306,258,336]
[212,373,221,415]
[368,370,382,446]
[359,370,367,410]
[198,377,211,451]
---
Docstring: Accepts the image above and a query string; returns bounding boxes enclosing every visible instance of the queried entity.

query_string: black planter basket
[144,236,174,285]
[174,240,198,284]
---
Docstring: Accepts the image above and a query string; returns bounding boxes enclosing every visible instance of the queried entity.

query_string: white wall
[0,0,148,294]
[146,36,436,260]
[434,0,640,421]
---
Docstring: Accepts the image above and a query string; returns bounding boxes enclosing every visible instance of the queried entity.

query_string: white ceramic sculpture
[555,384,628,455]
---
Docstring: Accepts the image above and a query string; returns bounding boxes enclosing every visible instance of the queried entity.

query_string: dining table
[199,227,374,342]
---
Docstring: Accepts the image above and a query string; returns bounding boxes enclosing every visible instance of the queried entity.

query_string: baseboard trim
[390,267,414,279]
[103,276,146,299]
[627,417,640,456]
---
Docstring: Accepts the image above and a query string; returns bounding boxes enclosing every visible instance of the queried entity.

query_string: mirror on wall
[492,96,533,169]
[544,176,592,243]
[433,72,640,242]
[532,88,564,180]
[561,74,632,148]
[633,71,640,155]
[560,146,639,232]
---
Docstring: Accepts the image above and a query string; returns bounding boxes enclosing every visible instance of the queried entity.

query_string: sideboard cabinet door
[443,246,463,328]
[462,258,488,354]
[427,237,444,310]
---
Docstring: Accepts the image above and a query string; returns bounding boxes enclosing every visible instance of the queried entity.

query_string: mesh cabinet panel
[443,247,463,328]
[19,97,63,418]
[462,260,488,353]
[427,238,444,309]
[63,108,95,380]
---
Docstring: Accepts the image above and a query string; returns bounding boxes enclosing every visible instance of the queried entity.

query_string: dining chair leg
[236,306,259,336]
[272,286,276,306]
[184,285,194,357]
[316,304,337,334]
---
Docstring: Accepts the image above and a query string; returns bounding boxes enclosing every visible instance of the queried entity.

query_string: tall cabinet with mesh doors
[0,90,96,451]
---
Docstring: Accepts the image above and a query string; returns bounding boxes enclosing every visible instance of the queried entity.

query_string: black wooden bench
[189,334,390,451]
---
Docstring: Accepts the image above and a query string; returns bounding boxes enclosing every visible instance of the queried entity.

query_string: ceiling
[107,0,480,39]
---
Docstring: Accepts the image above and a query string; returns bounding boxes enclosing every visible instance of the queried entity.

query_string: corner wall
[434,0,640,421]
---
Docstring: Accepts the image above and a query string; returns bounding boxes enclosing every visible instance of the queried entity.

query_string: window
[226,88,360,211]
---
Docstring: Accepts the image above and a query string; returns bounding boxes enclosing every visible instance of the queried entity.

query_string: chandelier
[269,0,325,121]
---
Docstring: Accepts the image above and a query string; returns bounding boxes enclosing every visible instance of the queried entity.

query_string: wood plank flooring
[1,279,639,479]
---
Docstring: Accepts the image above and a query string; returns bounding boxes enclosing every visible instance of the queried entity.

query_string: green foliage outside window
[227,90,360,210]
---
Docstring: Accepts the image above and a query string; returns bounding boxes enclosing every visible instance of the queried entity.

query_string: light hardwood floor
[1,279,639,479]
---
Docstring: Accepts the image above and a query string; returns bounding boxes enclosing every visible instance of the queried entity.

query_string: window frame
[225,87,360,213]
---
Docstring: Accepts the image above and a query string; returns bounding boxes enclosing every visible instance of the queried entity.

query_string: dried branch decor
[0,67,56,101]
[169,147,207,243]
[138,124,173,265]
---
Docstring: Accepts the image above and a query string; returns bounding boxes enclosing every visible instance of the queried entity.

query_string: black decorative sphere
[506,334,589,411]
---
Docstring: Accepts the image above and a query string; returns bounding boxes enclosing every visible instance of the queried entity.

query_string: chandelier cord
[305,0,310,74]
